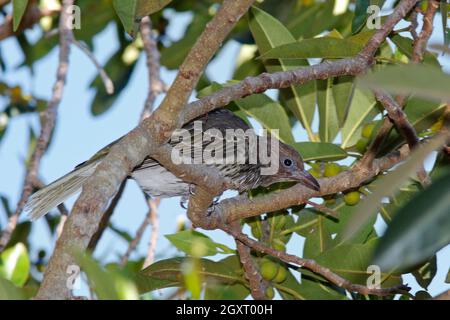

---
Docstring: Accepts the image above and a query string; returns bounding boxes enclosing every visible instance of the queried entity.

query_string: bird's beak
[294,170,320,191]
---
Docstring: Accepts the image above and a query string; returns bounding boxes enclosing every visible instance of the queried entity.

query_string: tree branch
[139,16,166,120]
[362,0,439,166]
[0,1,58,41]
[151,0,256,141]
[372,89,429,184]
[35,0,420,299]
[231,221,267,300]
[210,145,410,226]
[0,0,73,252]
[220,223,410,297]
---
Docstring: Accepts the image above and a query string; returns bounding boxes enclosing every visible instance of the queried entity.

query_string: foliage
[1,0,449,300]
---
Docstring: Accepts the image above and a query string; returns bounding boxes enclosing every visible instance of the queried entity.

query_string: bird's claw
[189,184,196,196]
[181,186,220,216]
[180,196,188,209]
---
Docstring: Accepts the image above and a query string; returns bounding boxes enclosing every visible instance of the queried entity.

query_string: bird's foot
[207,196,220,216]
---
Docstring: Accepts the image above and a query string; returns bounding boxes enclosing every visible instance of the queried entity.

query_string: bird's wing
[134,109,252,172]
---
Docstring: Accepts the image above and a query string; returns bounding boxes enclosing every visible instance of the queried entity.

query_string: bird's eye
[284,158,293,167]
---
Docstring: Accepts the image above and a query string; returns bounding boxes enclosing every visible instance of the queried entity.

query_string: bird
[25,108,320,220]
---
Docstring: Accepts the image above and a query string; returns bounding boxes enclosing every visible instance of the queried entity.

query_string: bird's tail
[25,160,100,221]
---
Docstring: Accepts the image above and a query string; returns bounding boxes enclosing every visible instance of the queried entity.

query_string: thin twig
[231,221,267,300]
[87,181,127,251]
[0,3,58,41]
[432,289,450,300]
[120,197,160,267]
[143,197,160,268]
[72,39,114,95]
[373,90,429,184]
[306,201,339,219]
[0,0,74,252]
[139,16,166,120]
[362,0,439,167]
[120,17,164,268]
[221,224,411,297]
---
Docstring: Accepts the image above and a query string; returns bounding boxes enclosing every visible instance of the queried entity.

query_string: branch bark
[231,221,267,300]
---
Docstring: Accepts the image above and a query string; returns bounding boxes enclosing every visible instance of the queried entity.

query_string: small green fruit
[324,163,341,177]
[260,261,279,281]
[274,214,287,230]
[273,266,287,283]
[362,123,375,139]
[323,194,337,205]
[308,168,321,178]
[265,286,275,299]
[355,137,369,153]
[344,191,360,206]
[251,225,261,239]
[272,239,286,252]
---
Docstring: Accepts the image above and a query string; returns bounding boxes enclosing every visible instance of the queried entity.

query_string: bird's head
[261,141,320,191]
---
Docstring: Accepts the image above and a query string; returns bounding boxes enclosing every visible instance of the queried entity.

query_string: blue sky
[0,6,448,298]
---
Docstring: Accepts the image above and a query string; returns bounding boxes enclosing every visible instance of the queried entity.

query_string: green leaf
[0,243,30,287]
[317,78,339,143]
[165,230,234,257]
[0,277,26,299]
[333,76,355,127]
[379,183,422,223]
[89,46,138,116]
[248,6,316,140]
[136,0,172,16]
[441,1,448,47]
[341,88,379,148]
[316,241,402,287]
[138,257,245,293]
[373,171,450,271]
[12,0,29,32]
[390,34,440,67]
[73,250,139,300]
[293,142,347,162]
[113,0,172,35]
[235,93,295,144]
[260,38,364,60]
[343,133,449,241]
[360,65,450,102]
[160,13,209,69]
[288,0,352,39]
[352,0,370,34]
[381,97,447,153]
[204,256,250,299]
[412,257,437,290]
[274,263,347,300]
